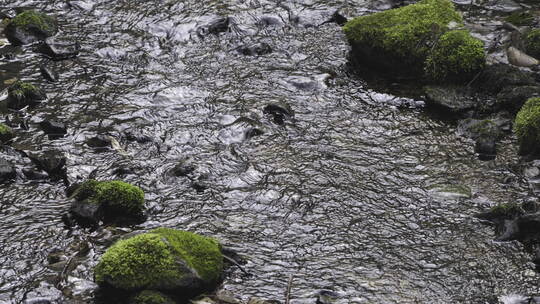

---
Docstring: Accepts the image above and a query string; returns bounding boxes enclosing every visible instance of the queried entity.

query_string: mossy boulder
[0,124,14,143]
[7,80,47,109]
[424,30,485,80]
[514,97,540,156]
[4,10,58,45]
[69,179,145,226]
[525,29,540,59]
[343,0,485,82]
[131,290,175,304]
[95,228,223,299]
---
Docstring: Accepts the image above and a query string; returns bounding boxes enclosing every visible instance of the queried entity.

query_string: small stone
[28,150,66,178]
[237,43,272,56]
[40,120,67,139]
[86,135,112,149]
[171,159,196,177]
[215,290,240,304]
[38,37,80,61]
[0,123,14,143]
[524,166,540,178]
[263,103,292,125]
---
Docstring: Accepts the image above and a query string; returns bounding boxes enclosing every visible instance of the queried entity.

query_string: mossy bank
[95,228,223,303]
[514,97,540,156]
[343,0,485,82]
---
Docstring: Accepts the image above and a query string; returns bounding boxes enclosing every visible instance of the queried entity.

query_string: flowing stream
[0,0,539,303]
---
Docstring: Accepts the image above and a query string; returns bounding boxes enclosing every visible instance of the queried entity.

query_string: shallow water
[0,0,539,303]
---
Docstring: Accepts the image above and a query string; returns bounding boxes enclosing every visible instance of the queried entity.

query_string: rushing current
[0,0,539,303]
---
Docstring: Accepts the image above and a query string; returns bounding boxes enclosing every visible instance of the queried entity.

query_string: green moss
[0,123,14,143]
[94,228,223,292]
[525,29,540,59]
[95,233,182,290]
[425,30,485,80]
[505,11,534,26]
[72,179,145,215]
[8,81,39,100]
[151,227,223,283]
[514,97,540,155]
[132,290,175,304]
[10,10,56,34]
[343,0,485,81]
[344,0,463,64]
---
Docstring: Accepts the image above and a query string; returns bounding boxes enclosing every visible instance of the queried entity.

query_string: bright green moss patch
[94,228,223,293]
[525,29,540,59]
[0,123,14,143]
[343,0,485,81]
[344,0,462,63]
[505,11,534,26]
[425,30,485,80]
[514,97,540,155]
[95,233,182,290]
[151,227,223,283]
[133,290,175,304]
[10,10,56,34]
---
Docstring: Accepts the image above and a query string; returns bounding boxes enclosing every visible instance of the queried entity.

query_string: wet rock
[497,85,540,113]
[40,120,67,140]
[215,290,240,304]
[94,228,223,298]
[22,168,49,180]
[324,11,348,26]
[39,64,59,82]
[198,17,233,36]
[28,150,66,179]
[0,123,14,143]
[192,181,208,193]
[507,46,539,67]
[245,128,264,139]
[458,118,503,160]
[171,159,196,177]
[6,81,47,110]
[69,179,146,226]
[86,135,113,150]
[317,290,340,304]
[23,298,53,304]
[256,16,283,27]
[4,10,58,45]
[423,85,477,112]
[474,64,536,94]
[263,103,292,125]
[38,37,80,61]
[0,159,16,183]
[237,42,272,56]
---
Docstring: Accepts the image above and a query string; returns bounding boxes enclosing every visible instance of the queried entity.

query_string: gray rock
[423,85,477,112]
[0,159,16,183]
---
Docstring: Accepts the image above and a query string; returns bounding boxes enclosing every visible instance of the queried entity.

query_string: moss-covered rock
[505,11,534,27]
[514,97,540,155]
[0,123,14,143]
[7,80,47,109]
[343,0,485,82]
[95,228,223,298]
[131,290,175,304]
[69,179,145,226]
[4,10,57,45]
[424,30,485,80]
[525,29,540,59]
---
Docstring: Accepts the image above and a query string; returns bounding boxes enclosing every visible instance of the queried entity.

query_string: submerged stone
[38,37,80,60]
[423,85,477,112]
[343,0,485,81]
[0,159,16,183]
[4,10,58,45]
[69,179,145,226]
[6,80,47,110]
[514,97,540,156]
[94,228,223,298]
